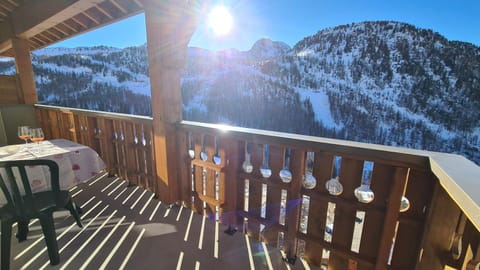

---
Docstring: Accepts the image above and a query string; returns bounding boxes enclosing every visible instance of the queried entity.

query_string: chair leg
[16,220,29,242]
[38,212,60,265]
[65,199,83,228]
[1,220,12,270]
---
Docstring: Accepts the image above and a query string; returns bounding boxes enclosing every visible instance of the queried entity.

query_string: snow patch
[295,87,342,129]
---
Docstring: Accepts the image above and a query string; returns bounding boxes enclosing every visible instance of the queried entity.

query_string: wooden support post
[12,38,38,104]
[374,167,409,270]
[142,0,201,203]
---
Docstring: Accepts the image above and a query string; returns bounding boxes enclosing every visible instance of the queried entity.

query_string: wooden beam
[109,0,127,14]
[28,37,42,48]
[46,29,62,40]
[8,0,78,38]
[143,0,202,203]
[133,0,143,8]
[71,15,89,29]
[5,0,18,7]
[94,5,114,20]
[0,1,14,11]
[31,36,46,46]
[61,21,78,33]
[0,0,107,45]
[82,10,100,25]
[53,25,69,36]
[0,39,11,54]
[18,0,111,37]
[0,7,8,17]
[37,32,54,43]
[12,38,37,104]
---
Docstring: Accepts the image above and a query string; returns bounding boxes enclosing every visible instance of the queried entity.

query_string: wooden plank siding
[34,105,480,270]
[0,75,19,104]
[34,105,157,194]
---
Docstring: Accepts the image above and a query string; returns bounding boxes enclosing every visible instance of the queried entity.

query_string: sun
[207,5,233,36]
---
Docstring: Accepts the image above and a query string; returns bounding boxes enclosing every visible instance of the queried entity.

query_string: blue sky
[52,0,480,51]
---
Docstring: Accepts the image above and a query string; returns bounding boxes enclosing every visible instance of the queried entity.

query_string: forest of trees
[0,21,478,163]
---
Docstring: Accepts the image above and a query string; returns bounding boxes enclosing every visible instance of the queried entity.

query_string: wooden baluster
[374,167,409,270]
[464,232,479,270]
[204,134,216,216]
[113,120,127,180]
[220,137,240,228]
[329,157,364,269]
[216,136,227,222]
[355,163,396,270]
[304,151,334,265]
[193,132,204,213]
[96,118,114,173]
[124,121,139,186]
[390,169,435,269]
[86,116,99,152]
[48,110,60,139]
[177,130,191,208]
[60,111,76,141]
[247,142,263,239]
[135,123,147,189]
[73,113,88,145]
[35,108,52,139]
[144,124,157,194]
[284,148,305,262]
[263,145,283,247]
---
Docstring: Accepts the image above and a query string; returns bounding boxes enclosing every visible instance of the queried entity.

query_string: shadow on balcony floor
[11,174,321,270]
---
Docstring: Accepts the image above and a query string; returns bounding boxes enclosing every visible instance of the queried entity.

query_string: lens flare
[207,5,233,36]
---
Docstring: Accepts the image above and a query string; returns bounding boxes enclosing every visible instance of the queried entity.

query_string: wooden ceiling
[0,0,144,57]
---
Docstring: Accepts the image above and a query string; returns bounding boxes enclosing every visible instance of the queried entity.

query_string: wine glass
[30,128,44,153]
[279,148,292,183]
[354,163,375,203]
[326,156,343,195]
[260,144,272,178]
[242,142,253,173]
[18,126,31,151]
[303,152,317,189]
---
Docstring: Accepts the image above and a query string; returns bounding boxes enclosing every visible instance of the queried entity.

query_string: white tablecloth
[0,139,105,203]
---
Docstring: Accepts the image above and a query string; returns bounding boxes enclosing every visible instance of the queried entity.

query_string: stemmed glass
[30,128,44,154]
[188,132,195,159]
[325,156,343,195]
[260,144,272,178]
[279,148,292,183]
[200,135,208,161]
[18,126,31,151]
[354,162,375,203]
[242,142,253,173]
[213,137,221,165]
[303,152,317,189]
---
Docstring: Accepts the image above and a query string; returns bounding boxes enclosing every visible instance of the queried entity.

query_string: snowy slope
[0,21,478,163]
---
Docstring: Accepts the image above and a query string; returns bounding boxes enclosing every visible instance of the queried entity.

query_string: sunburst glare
[207,5,233,36]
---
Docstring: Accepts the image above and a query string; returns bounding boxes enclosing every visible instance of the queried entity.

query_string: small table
[0,139,106,204]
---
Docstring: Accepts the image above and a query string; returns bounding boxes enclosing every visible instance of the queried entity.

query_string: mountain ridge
[0,20,478,163]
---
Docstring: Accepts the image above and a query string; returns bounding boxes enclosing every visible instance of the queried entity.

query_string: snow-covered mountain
[0,21,478,163]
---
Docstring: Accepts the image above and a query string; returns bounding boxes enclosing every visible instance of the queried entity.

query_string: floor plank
[9,175,322,269]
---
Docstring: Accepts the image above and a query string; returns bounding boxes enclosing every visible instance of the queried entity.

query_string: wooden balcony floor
[11,174,321,270]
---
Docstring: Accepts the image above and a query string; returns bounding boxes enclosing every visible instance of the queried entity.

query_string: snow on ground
[34,47,121,57]
[295,87,342,129]
[183,94,207,112]
[122,79,151,96]
[41,63,92,74]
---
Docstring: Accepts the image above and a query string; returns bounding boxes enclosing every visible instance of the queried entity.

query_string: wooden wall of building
[0,75,19,104]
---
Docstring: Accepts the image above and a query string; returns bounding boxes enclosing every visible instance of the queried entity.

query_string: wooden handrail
[34,104,153,124]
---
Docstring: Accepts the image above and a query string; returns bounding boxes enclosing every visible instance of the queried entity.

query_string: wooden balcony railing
[34,104,480,270]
